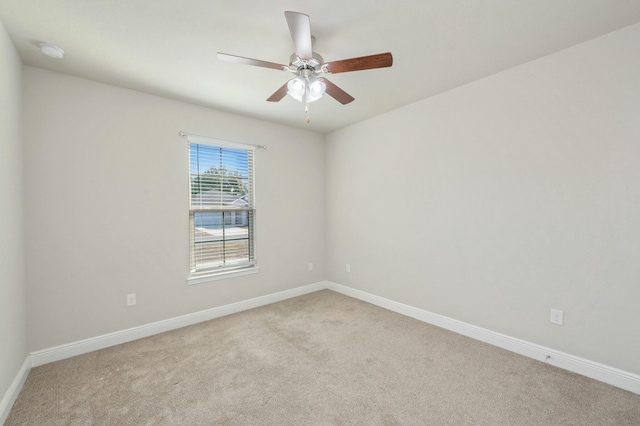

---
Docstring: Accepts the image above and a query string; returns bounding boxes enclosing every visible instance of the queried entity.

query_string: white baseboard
[27,279,640,396]
[0,356,31,425]
[326,281,640,395]
[30,281,327,367]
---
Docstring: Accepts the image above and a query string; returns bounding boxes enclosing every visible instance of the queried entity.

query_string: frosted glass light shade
[287,77,306,102]
[306,77,326,103]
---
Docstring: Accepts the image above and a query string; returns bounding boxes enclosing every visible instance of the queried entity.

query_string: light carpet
[6,290,640,425]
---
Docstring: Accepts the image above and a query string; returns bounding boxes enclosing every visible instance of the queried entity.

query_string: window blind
[188,137,255,274]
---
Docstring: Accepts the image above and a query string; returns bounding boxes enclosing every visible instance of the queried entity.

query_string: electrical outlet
[308,262,313,271]
[127,293,137,306]
[346,264,351,273]
[550,309,563,325]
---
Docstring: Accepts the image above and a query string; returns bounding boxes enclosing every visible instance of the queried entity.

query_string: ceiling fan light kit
[286,72,326,103]
[217,11,393,123]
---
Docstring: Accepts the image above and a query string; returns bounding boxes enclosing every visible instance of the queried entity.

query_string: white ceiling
[2,1,640,134]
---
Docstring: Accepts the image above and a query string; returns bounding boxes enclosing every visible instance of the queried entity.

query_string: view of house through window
[188,137,255,277]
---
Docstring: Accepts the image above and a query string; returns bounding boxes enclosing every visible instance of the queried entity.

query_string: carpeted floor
[6,290,640,425]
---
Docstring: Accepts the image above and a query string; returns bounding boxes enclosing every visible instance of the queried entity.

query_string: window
[188,135,256,282]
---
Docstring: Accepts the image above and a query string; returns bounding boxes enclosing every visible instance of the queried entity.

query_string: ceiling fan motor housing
[289,52,324,71]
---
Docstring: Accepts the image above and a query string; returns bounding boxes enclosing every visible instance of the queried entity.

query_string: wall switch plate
[346,264,351,273]
[550,309,563,325]
[308,262,313,271]
[127,293,136,306]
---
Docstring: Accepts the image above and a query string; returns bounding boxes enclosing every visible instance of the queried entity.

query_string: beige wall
[325,23,640,374]
[0,21,27,404]
[23,67,325,351]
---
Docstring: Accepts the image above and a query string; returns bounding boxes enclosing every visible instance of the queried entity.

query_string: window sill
[188,265,260,285]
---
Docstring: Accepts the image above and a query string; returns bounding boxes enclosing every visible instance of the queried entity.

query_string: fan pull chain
[305,104,310,123]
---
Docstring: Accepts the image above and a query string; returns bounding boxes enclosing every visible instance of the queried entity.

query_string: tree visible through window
[188,138,255,276]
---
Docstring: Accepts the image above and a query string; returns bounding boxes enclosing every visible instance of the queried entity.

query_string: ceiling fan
[217,11,393,123]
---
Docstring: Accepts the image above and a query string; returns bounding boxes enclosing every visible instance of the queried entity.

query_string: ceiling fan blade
[324,52,393,74]
[267,82,289,102]
[217,53,286,71]
[285,11,312,60]
[322,79,355,105]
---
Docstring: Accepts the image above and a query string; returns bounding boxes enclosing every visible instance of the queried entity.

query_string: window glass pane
[191,209,253,272]
[190,144,252,208]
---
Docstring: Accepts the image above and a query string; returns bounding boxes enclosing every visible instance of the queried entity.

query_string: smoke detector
[39,43,65,59]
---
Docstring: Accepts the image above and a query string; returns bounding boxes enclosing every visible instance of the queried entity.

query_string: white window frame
[187,135,258,284]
